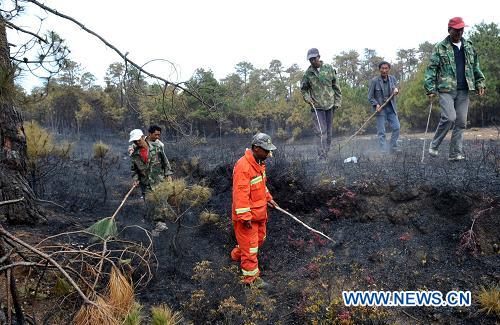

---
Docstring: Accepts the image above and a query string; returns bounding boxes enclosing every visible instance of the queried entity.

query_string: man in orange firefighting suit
[231,133,279,287]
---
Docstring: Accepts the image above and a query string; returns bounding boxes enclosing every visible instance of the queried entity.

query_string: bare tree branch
[5,19,47,44]
[26,0,215,110]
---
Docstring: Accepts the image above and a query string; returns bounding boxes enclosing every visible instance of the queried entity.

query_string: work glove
[267,200,278,209]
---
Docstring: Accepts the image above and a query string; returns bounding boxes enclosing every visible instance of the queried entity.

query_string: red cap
[448,17,468,29]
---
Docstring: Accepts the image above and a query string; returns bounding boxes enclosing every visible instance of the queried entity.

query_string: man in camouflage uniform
[145,125,173,183]
[129,129,172,197]
[128,125,173,191]
[424,17,485,161]
[301,48,342,159]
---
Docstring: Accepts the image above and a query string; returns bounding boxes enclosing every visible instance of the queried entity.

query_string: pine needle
[151,304,184,325]
[108,266,135,316]
[73,295,119,325]
[123,303,143,325]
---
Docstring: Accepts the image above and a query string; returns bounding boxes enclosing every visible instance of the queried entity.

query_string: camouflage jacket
[300,63,342,110]
[424,36,485,94]
[131,141,172,190]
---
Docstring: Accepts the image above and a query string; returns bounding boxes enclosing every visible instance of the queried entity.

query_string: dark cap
[307,48,320,60]
[251,133,277,151]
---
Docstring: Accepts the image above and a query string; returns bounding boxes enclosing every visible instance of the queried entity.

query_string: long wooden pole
[276,206,334,242]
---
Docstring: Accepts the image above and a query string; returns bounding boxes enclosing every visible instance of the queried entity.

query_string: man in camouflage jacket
[301,48,342,159]
[128,125,173,189]
[144,125,173,183]
[129,129,172,197]
[424,17,485,161]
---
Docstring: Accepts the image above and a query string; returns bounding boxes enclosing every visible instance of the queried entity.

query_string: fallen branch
[0,197,24,206]
[87,184,136,239]
[36,198,65,209]
[0,225,95,306]
[459,205,495,254]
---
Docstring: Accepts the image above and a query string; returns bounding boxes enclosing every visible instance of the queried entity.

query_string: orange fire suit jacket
[232,149,273,222]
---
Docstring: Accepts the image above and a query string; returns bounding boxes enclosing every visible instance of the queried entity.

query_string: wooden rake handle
[109,184,137,221]
[275,206,334,242]
[339,92,396,150]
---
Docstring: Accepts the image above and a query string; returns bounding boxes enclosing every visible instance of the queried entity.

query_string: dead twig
[458,203,495,254]
[402,309,421,323]
[0,225,95,306]
[0,197,24,206]
[36,198,65,209]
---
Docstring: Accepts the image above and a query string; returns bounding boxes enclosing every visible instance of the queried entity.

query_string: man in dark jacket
[368,61,400,152]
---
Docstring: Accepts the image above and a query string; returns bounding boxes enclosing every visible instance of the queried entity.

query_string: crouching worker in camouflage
[129,125,173,181]
[424,17,485,161]
[129,128,171,232]
[129,128,172,197]
[301,48,342,159]
[130,129,153,197]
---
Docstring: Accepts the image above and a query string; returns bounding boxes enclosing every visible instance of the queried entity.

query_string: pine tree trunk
[0,17,41,224]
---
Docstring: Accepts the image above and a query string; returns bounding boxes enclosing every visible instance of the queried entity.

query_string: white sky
[8,0,499,91]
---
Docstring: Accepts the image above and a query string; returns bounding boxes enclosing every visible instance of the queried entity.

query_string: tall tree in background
[235,61,254,85]
[468,22,500,126]
[417,41,435,62]
[394,48,419,81]
[285,63,301,100]
[359,48,383,85]
[334,50,361,87]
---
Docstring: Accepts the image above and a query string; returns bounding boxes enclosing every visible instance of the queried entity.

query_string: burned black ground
[8,132,500,324]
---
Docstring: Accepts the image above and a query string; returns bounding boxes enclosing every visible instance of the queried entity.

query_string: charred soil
[2,132,499,324]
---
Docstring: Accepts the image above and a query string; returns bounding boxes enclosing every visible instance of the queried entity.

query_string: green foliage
[147,178,212,221]
[92,140,118,204]
[199,210,220,224]
[468,23,500,125]
[397,63,440,129]
[275,127,288,140]
[333,82,370,133]
[24,121,72,195]
[191,260,215,282]
[217,297,245,323]
[478,286,500,316]
[86,217,117,240]
[53,277,73,297]
[20,22,498,137]
[151,304,183,325]
[93,141,110,159]
[24,120,72,167]
[123,303,143,325]
[292,127,303,139]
